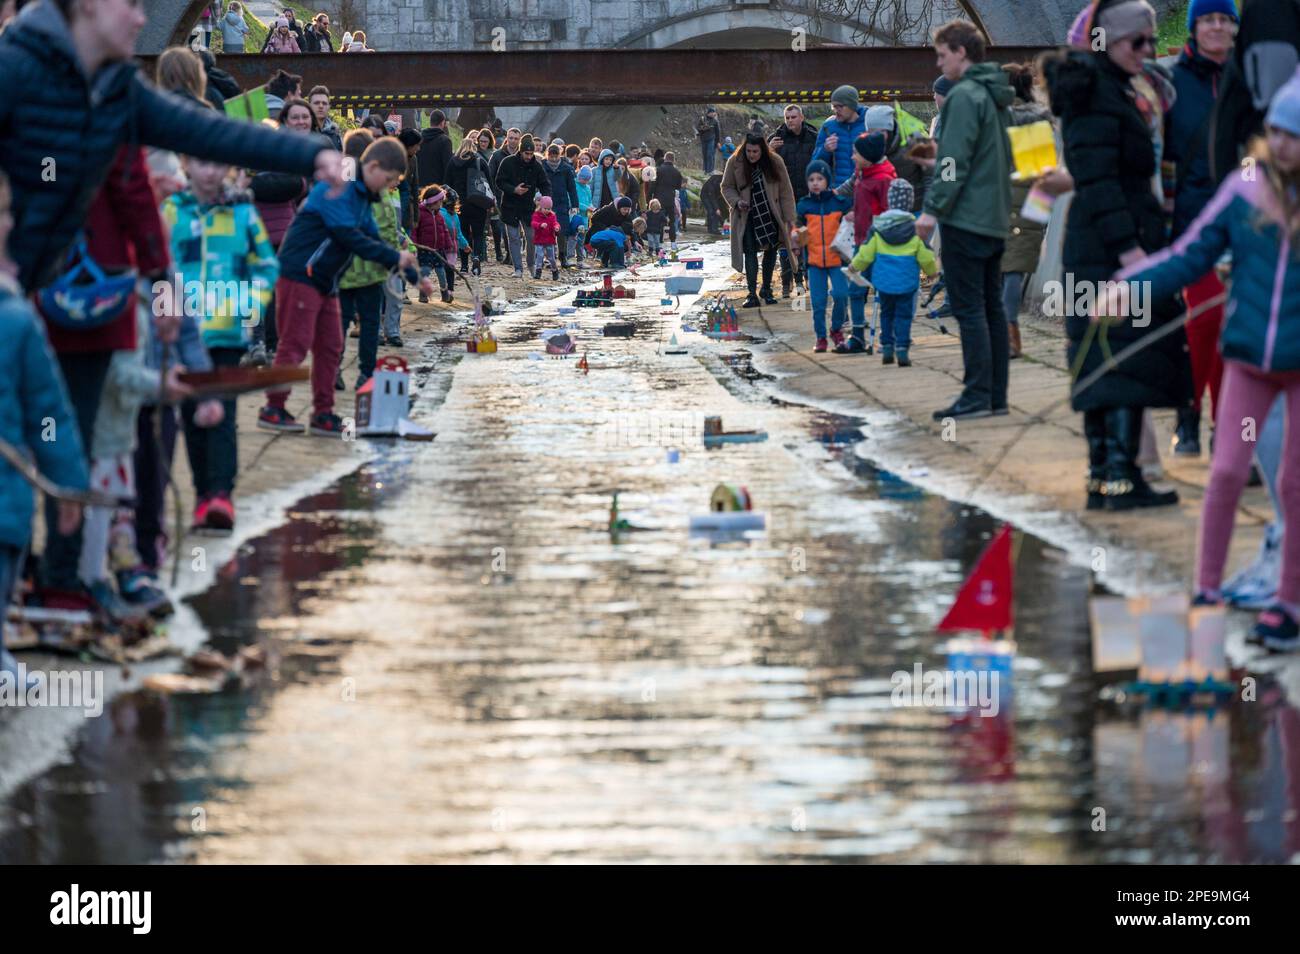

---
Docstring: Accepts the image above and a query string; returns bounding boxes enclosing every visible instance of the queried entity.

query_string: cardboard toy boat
[355,356,435,440]
[690,482,766,532]
[178,366,309,398]
[664,269,704,295]
[603,321,635,337]
[1089,593,1231,700]
[702,415,767,448]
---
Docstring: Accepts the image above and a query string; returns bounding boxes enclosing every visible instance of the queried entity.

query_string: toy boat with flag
[937,525,1017,672]
[178,366,308,398]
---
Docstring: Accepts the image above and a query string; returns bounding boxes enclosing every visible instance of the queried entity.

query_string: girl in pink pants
[1117,75,1300,650]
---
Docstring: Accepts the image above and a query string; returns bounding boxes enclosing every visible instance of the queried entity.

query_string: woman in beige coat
[722,133,796,307]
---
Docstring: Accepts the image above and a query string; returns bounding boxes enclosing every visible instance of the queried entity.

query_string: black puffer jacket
[494,152,550,223]
[768,121,818,199]
[0,0,325,292]
[1045,50,1191,413]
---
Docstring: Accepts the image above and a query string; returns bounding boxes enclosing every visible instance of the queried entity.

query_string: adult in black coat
[416,110,454,194]
[446,141,493,270]
[1044,26,1191,512]
[700,173,724,234]
[589,196,635,236]
[650,153,684,242]
[494,134,550,275]
[0,0,336,293]
[300,13,334,53]
[540,143,579,266]
[767,105,818,292]
[197,48,240,110]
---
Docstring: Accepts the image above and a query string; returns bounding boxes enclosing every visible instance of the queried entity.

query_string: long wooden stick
[0,435,125,507]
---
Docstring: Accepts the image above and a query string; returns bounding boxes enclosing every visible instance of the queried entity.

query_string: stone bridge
[141,0,1085,55]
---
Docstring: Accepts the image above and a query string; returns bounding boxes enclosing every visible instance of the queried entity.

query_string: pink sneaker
[830,329,845,348]
[204,493,235,531]
[192,496,211,530]
[814,337,828,353]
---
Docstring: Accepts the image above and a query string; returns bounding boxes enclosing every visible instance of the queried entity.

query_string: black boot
[1084,408,1107,511]
[781,271,793,299]
[1172,406,1201,456]
[1103,407,1179,511]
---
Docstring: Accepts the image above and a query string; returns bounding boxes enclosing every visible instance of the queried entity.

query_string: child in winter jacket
[1114,83,1300,650]
[644,199,667,253]
[793,159,854,353]
[80,302,195,618]
[835,131,897,352]
[261,138,425,437]
[569,211,588,263]
[342,181,414,388]
[720,137,737,162]
[589,226,630,268]
[0,171,88,680]
[441,189,472,277]
[162,155,278,531]
[415,185,456,302]
[531,195,561,279]
[847,178,936,367]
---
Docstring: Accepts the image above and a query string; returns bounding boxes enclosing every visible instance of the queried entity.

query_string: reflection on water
[2,327,1298,864]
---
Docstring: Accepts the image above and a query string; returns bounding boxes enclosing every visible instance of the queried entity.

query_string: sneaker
[830,329,845,349]
[309,412,347,438]
[441,290,454,303]
[257,405,302,433]
[192,496,212,529]
[204,492,235,531]
[898,351,911,367]
[86,577,143,623]
[241,342,270,368]
[932,401,993,422]
[760,289,777,305]
[814,337,828,353]
[552,269,560,281]
[841,266,870,288]
[1255,604,1300,652]
[834,337,866,354]
[472,259,482,276]
[355,373,371,391]
[533,269,542,279]
[1191,592,1222,607]
[388,335,405,348]
[419,292,430,303]
[116,568,173,618]
[1224,523,1282,611]
[514,270,524,279]
[882,349,895,365]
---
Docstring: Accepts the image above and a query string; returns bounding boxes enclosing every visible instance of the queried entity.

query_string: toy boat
[701,297,743,340]
[545,332,576,355]
[466,329,497,353]
[702,415,767,447]
[690,483,766,532]
[664,270,704,295]
[603,321,635,337]
[681,257,704,270]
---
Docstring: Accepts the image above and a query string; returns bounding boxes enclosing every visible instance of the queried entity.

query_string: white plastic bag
[831,218,857,263]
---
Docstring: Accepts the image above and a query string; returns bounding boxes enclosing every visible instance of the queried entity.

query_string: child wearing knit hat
[845,177,936,367]
[831,130,896,352]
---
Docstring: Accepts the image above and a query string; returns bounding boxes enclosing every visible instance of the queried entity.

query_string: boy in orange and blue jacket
[793,159,854,353]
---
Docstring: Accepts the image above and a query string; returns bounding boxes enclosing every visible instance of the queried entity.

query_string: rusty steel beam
[141,47,1053,107]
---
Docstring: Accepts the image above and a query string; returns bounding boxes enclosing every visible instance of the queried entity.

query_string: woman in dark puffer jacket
[1043,0,1192,512]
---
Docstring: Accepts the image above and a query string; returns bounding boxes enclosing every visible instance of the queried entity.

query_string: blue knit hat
[1266,67,1300,136]
[577,165,593,183]
[1187,0,1238,31]
[805,159,832,185]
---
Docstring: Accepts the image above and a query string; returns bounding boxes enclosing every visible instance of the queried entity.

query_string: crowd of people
[1,0,1300,682]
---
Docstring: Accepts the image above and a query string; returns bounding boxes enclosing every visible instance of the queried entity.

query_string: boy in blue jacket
[0,170,88,679]
[847,179,936,366]
[258,138,429,437]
